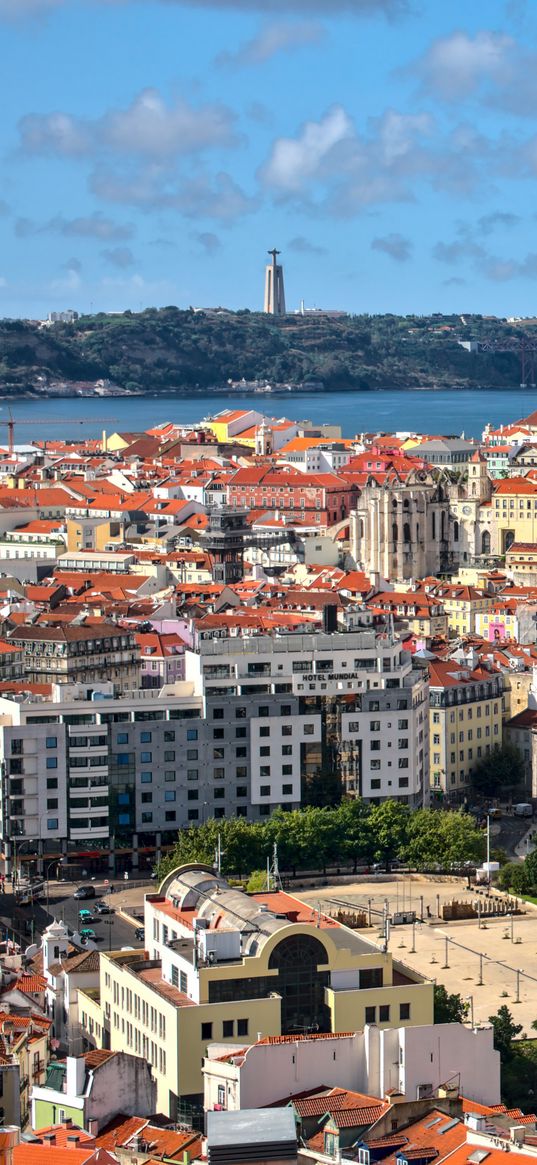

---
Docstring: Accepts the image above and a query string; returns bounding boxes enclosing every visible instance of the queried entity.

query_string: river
[2,387,534,443]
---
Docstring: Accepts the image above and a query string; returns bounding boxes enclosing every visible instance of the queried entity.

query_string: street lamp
[45,858,64,916]
[12,837,37,886]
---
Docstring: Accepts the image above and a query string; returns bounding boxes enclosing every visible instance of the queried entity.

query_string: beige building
[78,864,433,1126]
[429,657,504,798]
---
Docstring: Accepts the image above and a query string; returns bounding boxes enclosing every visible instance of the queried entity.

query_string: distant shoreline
[0,383,529,402]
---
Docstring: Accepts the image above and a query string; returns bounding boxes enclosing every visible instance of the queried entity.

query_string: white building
[203,1022,501,1111]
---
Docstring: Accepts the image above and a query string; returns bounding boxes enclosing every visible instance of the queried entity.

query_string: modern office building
[0,614,428,876]
[77,864,434,1123]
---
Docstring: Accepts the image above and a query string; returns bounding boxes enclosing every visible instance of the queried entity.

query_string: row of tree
[158,801,485,880]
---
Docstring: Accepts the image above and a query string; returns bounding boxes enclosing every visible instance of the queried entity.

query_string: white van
[514,803,533,817]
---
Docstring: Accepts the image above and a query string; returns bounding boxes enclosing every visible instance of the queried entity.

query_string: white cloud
[18,88,239,160]
[261,106,354,193]
[412,30,512,101]
[15,211,134,240]
[101,246,135,268]
[216,20,325,68]
[371,232,412,261]
[90,165,258,222]
[1,0,408,17]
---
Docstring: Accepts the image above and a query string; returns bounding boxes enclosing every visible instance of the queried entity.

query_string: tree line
[158,800,485,880]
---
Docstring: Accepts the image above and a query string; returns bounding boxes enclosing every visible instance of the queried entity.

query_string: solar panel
[424,1118,443,1129]
[468,1151,490,1163]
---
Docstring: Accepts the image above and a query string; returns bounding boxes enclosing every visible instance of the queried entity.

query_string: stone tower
[264,248,286,316]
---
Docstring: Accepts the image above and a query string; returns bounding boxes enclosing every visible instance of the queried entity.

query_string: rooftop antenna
[215,834,225,877]
[267,842,282,891]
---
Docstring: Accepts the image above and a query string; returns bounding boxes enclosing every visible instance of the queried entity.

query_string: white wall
[203,1022,501,1112]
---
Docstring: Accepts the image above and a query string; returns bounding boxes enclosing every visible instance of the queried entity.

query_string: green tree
[337,800,374,871]
[369,800,410,866]
[497,861,530,894]
[434,985,469,1024]
[471,744,525,797]
[489,1005,523,1063]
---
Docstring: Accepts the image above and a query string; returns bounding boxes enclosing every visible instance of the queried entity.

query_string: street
[0,878,147,953]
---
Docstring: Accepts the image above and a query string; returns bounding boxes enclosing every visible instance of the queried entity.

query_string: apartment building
[184,616,429,806]
[428,659,504,798]
[8,623,139,693]
[77,864,434,1124]
[0,616,428,875]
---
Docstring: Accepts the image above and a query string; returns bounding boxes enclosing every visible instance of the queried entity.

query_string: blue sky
[2,0,537,318]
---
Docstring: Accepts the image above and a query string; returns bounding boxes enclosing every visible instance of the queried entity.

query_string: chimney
[67,1135,80,1147]
[87,1118,99,1137]
[43,1134,56,1145]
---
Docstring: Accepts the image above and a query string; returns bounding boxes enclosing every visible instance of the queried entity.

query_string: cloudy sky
[2,0,537,317]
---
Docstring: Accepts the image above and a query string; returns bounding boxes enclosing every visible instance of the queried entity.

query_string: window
[165,810,176,822]
[201,1022,213,1040]
[141,811,153,823]
[258,706,269,717]
[400,1003,410,1021]
[214,767,225,780]
[164,750,175,762]
[223,1019,234,1037]
[260,785,271,796]
[214,788,225,800]
[117,732,129,744]
[140,731,152,743]
[213,747,225,760]
[141,772,152,784]
[260,746,270,757]
[379,1005,390,1022]
[164,730,175,742]
[399,777,409,788]
[46,736,57,748]
[398,758,408,769]
[46,777,58,789]
[282,783,293,795]
[165,771,176,782]
[213,708,224,720]
[282,764,293,775]
[187,749,198,761]
[117,753,130,765]
[237,1018,249,1037]
[360,968,383,989]
[281,724,293,736]
[187,789,199,801]
[47,818,58,830]
[165,790,176,802]
[304,723,315,735]
[46,757,58,769]
[187,769,198,780]
[260,726,270,737]
[365,1006,376,1024]
[260,766,270,777]
[188,809,198,820]
[282,744,293,756]
[187,729,198,741]
[236,726,247,739]
[371,778,381,789]
[370,721,380,732]
[47,797,58,809]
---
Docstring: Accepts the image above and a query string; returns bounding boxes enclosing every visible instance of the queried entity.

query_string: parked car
[79,928,96,941]
[134,927,145,941]
[73,885,95,900]
[95,902,113,914]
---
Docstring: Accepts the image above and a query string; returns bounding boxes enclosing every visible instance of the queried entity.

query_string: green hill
[0,308,532,396]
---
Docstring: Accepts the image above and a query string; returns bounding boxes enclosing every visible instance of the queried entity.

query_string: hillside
[0,308,533,396]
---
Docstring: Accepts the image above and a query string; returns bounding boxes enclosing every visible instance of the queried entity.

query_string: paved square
[299,877,537,1033]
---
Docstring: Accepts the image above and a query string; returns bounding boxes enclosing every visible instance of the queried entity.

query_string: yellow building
[429,658,504,799]
[431,584,494,637]
[78,864,433,1125]
[66,517,126,553]
[492,478,537,554]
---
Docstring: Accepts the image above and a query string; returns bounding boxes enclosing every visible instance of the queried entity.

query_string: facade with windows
[77,864,434,1123]
[428,659,505,799]
[0,616,428,876]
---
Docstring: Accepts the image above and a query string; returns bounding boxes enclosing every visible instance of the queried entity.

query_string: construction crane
[0,411,115,457]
